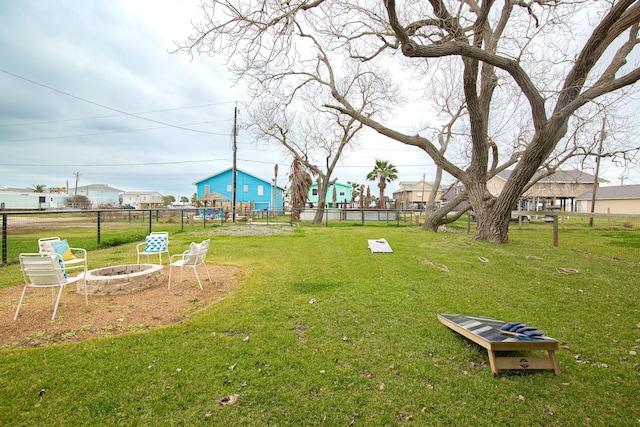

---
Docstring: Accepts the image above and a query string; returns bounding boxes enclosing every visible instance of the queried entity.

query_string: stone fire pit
[80,264,164,296]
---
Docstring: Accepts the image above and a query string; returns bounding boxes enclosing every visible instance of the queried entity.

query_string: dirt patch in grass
[190,223,295,237]
[0,265,241,350]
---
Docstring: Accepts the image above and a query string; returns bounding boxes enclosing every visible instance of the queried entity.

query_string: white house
[0,187,68,210]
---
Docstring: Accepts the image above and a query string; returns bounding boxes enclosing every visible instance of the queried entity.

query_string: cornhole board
[368,238,393,253]
[437,314,560,376]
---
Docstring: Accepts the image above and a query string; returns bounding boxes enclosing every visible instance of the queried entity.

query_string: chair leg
[168,263,173,289]
[13,286,28,320]
[193,266,203,290]
[51,285,65,321]
[82,261,88,305]
[203,262,212,283]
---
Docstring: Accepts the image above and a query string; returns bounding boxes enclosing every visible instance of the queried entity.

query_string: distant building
[575,184,640,215]
[0,187,68,210]
[121,191,164,209]
[487,169,608,211]
[75,184,123,208]
[194,168,284,211]
[393,181,442,209]
[307,182,350,208]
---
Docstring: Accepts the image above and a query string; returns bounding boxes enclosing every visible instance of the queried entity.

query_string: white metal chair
[168,239,211,289]
[136,232,170,265]
[15,253,85,321]
[38,237,88,304]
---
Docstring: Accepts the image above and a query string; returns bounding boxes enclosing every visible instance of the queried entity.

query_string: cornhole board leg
[438,314,560,376]
[489,351,560,376]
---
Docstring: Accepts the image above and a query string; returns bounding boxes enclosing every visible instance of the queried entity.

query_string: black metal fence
[2,207,639,265]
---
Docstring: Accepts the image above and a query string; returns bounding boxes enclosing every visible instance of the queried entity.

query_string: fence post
[97,211,102,245]
[2,213,7,264]
[148,210,152,234]
[553,215,558,247]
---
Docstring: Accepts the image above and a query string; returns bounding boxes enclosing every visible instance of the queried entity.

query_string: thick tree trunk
[422,191,469,232]
[312,200,326,224]
[473,209,511,243]
[312,182,329,224]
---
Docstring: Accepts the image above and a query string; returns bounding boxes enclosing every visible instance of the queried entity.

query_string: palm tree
[31,184,47,193]
[366,160,398,208]
[289,158,313,221]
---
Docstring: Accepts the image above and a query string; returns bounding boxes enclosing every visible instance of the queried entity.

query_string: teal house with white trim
[194,168,284,211]
[308,182,351,208]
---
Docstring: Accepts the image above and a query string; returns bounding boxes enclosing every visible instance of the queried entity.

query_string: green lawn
[1,225,638,426]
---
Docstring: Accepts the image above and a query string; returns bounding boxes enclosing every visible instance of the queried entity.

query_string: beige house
[487,169,607,211]
[392,181,442,209]
[121,191,164,209]
[575,184,640,214]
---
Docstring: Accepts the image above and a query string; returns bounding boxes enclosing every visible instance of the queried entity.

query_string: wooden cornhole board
[438,314,560,376]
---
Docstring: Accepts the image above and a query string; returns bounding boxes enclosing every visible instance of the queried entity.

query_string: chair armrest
[136,242,146,252]
[69,247,87,259]
[170,250,189,261]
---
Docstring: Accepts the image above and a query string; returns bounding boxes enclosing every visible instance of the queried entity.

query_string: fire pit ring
[80,264,164,296]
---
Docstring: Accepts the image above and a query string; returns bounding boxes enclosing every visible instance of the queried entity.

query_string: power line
[0,159,227,167]
[0,67,234,135]
[1,120,233,143]
[0,102,235,128]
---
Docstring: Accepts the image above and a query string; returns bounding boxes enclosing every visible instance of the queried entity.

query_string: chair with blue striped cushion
[136,232,170,265]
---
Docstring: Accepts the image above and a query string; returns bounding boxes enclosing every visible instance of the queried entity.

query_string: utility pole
[421,173,425,209]
[73,172,81,195]
[273,163,278,213]
[589,117,606,227]
[232,105,238,223]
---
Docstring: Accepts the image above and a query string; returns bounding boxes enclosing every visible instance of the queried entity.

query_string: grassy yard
[0,225,638,425]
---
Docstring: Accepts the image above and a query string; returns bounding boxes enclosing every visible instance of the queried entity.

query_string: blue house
[194,168,284,211]
[308,182,351,208]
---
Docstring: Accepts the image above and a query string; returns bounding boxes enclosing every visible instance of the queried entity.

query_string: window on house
[564,183,571,190]
[257,185,264,196]
[243,185,248,192]
[312,189,318,196]
[579,183,585,190]
[204,185,210,194]
[339,191,345,197]
[227,185,232,192]
[416,192,423,197]
[551,183,557,190]
[539,183,545,190]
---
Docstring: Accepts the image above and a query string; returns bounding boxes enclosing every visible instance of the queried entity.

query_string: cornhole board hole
[368,238,393,253]
[437,314,560,376]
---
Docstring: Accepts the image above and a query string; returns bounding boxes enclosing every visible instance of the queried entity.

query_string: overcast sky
[1,1,635,200]
[0,0,437,199]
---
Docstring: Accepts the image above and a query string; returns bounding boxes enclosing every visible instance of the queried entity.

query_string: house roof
[495,169,608,184]
[576,184,640,200]
[309,182,350,188]
[395,181,434,191]
[194,167,285,191]
[122,191,163,196]
[76,184,123,192]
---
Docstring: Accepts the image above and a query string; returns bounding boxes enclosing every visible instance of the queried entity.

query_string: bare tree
[177,0,640,243]
[248,101,364,224]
